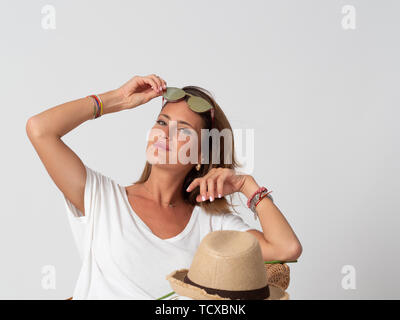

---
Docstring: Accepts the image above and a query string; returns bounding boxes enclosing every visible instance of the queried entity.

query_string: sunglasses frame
[161,87,215,129]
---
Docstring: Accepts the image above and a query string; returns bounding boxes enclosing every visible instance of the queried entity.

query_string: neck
[143,165,191,208]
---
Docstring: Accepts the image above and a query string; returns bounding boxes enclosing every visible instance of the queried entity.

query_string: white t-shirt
[63,164,254,300]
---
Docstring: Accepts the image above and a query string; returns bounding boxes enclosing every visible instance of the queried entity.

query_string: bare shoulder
[125,183,146,198]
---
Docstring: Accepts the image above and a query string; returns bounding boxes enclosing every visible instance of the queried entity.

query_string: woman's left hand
[186,167,250,202]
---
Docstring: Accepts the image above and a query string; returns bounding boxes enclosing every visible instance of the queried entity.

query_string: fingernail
[210,196,214,202]
[202,195,206,201]
[218,193,222,198]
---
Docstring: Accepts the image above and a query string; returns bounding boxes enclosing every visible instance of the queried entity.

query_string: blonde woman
[26,74,302,299]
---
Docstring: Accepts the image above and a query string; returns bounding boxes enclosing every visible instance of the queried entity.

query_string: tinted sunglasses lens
[187,95,212,113]
[162,87,186,101]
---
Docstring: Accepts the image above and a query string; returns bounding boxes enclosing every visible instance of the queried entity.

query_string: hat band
[183,275,270,300]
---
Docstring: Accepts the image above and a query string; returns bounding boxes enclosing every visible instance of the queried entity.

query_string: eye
[179,128,192,135]
[157,120,191,134]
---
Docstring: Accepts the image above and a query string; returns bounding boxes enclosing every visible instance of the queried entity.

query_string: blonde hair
[131,85,243,214]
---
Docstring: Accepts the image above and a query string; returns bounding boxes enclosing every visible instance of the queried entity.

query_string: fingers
[155,75,167,91]
[206,172,221,202]
[141,77,159,93]
[186,177,207,201]
[215,174,225,199]
[147,74,167,94]
[199,178,208,202]
[207,176,215,202]
[186,168,226,203]
[213,169,229,200]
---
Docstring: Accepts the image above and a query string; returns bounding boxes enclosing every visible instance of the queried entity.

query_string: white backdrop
[1,0,399,299]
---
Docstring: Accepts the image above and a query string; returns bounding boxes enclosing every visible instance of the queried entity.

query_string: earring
[196,163,201,171]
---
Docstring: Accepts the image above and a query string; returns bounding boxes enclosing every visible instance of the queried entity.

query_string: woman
[26,74,302,299]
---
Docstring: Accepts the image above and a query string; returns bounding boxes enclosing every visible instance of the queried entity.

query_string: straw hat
[167,230,289,300]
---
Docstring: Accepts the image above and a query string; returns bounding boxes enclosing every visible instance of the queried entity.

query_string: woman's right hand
[117,74,167,110]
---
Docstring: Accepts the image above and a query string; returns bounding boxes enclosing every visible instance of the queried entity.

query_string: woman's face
[146,100,205,169]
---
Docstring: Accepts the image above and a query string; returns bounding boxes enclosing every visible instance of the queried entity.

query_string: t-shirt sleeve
[220,212,253,232]
[62,164,113,259]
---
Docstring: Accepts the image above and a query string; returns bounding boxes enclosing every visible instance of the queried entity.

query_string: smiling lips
[153,140,170,151]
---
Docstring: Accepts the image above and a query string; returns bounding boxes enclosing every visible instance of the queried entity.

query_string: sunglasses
[161,87,215,129]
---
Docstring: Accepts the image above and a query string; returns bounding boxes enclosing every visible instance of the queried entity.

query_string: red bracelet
[254,190,273,207]
[247,187,267,208]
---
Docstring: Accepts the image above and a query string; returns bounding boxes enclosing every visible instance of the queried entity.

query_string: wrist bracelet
[247,187,274,220]
[88,95,98,119]
[88,94,104,119]
[96,94,104,117]
[247,187,267,208]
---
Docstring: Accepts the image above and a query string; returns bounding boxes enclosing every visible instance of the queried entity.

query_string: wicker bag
[265,263,290,290]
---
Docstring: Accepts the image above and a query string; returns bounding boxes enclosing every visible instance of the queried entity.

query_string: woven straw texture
[266,263,290,290]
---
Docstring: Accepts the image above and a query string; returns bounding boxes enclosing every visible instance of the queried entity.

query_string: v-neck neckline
[119,184,199,242]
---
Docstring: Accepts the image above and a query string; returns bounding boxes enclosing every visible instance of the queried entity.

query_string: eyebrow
[159,113,195,130]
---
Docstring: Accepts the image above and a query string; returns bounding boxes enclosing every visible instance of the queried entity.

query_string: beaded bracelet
[87,94,103,119]
[247,187,274,220]
[247,187,266,208]
[94,94,103,118]
[87,95,98,119]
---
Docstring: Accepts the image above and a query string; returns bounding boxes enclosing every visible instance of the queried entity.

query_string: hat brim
[166,269,289,300]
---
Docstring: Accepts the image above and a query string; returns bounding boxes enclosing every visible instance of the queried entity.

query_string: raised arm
[25,90,126,216]
[25,74,167,216]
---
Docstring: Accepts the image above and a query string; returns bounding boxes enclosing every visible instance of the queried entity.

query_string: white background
[1,0,399,299]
